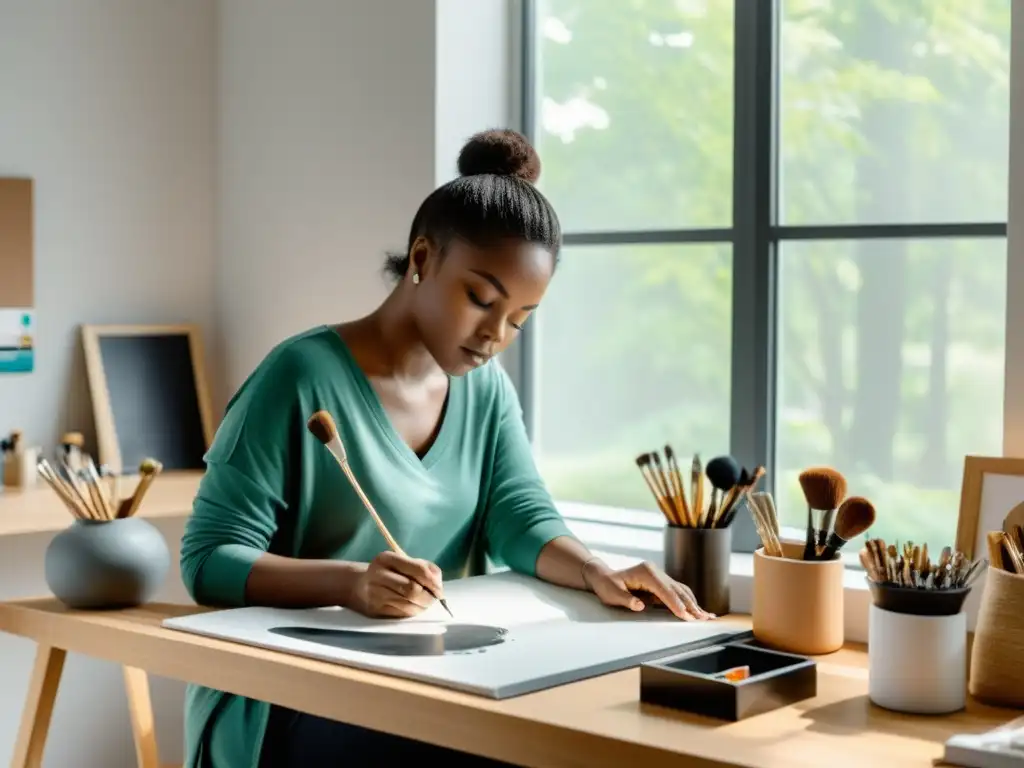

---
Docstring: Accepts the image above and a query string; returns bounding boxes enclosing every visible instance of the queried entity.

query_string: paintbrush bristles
[307,410,345,457]
[833,496,876,541]
[989,530,1024,574]
[635,448,765,531]
[636,454,674,523]
[864,537,986,590]
[859,548,879,580]
[37,454,158,522]
[664,445,692,526]
[818,496,876,561]
[120,458,163,519]
[797,467,847,511]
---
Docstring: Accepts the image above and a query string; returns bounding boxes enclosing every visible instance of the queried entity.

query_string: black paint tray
[640,642,817,721]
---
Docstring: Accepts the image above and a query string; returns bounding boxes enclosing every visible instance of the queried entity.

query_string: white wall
[0,2,216,766]
[435,0,517,187]
[0,0,219,451]
[0,1,515,765]
[217,0,517,396]
[217,0,438,393]
[1004,4,1024,456]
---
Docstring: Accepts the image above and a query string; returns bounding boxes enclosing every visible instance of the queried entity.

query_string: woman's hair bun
[457,129,542,183]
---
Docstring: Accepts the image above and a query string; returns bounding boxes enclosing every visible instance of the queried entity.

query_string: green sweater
[178,325,574,768]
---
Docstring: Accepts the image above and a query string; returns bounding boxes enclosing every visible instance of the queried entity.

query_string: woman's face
[409,236,556,376]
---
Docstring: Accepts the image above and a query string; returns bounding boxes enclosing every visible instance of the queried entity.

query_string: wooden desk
[0,599,1014,768]
[0,471,202,536]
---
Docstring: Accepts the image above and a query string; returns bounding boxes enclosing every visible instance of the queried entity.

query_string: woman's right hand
[350,551,445,618]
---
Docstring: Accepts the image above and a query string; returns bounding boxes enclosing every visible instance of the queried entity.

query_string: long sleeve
[482,366,576,576]
[180,348,306,607]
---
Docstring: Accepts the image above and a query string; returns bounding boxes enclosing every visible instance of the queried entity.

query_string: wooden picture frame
[81,323,214,475]
[955,455,1024,560]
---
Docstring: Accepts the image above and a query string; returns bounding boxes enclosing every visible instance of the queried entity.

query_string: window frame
[514,0,1010,558]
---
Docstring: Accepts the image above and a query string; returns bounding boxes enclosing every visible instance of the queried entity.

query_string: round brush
[818,496,875,561]
[797,467,847,561]
[703,455,740,528]
[306,409,454,618]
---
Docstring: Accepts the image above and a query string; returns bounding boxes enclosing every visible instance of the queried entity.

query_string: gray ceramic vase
[44,517,170,609]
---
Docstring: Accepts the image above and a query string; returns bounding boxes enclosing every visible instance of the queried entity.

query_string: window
[533,243,733,511]
[522,0,1012,555]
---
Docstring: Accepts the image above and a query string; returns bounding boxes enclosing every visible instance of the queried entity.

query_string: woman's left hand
[582,559,715,621]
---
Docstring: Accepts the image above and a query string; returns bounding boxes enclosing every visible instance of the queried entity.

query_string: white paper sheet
[164,570,748,698]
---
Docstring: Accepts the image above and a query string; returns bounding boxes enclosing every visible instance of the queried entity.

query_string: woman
[179,129,713,767]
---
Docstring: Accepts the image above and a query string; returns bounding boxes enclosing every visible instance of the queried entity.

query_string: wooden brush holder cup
[663,525,732,616]
[969,566,1024,708]
[2,446,38,489]
[752,541,844,655]
[867,583,969,715]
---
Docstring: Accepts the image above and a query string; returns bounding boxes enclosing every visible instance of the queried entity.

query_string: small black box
[640,642,817,721]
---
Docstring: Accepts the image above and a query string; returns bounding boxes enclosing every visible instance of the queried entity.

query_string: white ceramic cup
[868,602,967,714]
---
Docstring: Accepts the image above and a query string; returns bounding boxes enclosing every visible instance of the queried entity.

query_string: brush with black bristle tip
[703,456,740,528]
[716,466,751,527]
[818,496,876,561]
[720,465,765,528]
[798,467,847,561]
[307,409,454,618]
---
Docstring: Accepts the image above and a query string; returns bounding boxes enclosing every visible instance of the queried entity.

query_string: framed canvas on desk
[81,323,215,475]
[956,455,1024,561]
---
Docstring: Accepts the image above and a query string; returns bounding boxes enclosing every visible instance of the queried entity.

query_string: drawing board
[164,570,749,699]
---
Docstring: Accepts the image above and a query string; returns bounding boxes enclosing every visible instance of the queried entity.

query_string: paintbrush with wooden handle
[307,409,454,618]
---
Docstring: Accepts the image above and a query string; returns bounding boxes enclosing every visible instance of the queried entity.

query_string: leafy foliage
[530,0,1011,551]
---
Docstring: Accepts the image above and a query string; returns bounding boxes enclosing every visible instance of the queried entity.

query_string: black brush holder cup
[664,525,732,616]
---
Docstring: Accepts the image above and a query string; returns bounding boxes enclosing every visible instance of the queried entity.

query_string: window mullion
[729,0,779,552]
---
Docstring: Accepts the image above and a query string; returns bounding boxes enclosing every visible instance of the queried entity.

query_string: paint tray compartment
[639,642,817,721]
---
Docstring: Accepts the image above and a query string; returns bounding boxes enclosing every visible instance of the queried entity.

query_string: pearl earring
[412,273,420,285]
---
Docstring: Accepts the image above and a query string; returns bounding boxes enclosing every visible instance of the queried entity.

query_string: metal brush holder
[663,525,732,616]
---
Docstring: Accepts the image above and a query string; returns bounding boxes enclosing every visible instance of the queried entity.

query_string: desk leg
[12,644,66,768]
[123,666,161,768]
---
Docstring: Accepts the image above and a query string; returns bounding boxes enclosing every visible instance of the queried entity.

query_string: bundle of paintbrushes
[860,538,986,590]
[634,447,765,529]
[747,490,783,557]
[987,526,1024,575]
[794,467,876,561]
[36,454,162,522]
